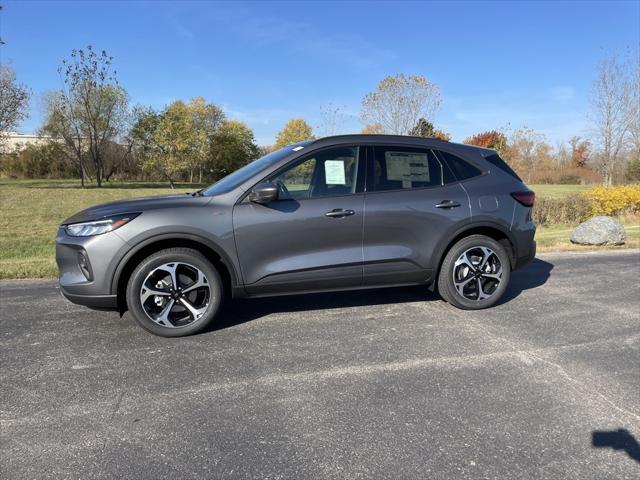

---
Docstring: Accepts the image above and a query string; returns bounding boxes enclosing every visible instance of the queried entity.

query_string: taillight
[511,191,535,207]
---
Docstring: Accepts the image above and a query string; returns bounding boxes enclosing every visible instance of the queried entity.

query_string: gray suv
[56,135,536,336]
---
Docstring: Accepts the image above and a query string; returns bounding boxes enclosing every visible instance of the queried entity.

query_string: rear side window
[483,153,521,181]
[370,146,442,191]
[436,150,483,182]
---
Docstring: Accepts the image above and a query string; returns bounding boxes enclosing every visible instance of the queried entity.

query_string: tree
[360,123,384,134]
[209,120,260,179]
[274,118,314,148]
[589,55,631,185]
[410,118,436,137]
[184,97,225,183]
[569,136,590,167]
[317,103,347,137]
[41,46,130,187]
[409,118,450,141]
[0,65,30,147]
[506,127,547,182]
[360,74,442,135]
[131,98,226,187]
[626,158,640,182]
[626,56,640,165]
[463,130,508,157]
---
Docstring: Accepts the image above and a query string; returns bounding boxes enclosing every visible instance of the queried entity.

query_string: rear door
[233,146,365,295]
[362,144,471,286]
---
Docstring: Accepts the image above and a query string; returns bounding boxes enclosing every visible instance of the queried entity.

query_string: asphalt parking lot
[1,250,639,479]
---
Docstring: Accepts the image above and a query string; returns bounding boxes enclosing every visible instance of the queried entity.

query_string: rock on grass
[570,216,626,245]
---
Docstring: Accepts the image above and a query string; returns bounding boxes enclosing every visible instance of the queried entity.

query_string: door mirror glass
[249,182,279,204]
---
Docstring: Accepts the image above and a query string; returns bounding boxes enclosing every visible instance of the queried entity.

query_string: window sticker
[324,160,346,185]
[385,151,430,185]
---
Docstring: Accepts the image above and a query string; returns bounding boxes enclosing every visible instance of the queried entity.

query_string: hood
[61,193,207,225]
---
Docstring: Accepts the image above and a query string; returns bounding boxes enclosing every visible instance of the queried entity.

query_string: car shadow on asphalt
[592,429,640,463]
[206,257,555,333]
[497,257,554,305]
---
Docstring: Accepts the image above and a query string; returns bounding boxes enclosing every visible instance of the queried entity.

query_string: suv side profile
[56,135,536,337]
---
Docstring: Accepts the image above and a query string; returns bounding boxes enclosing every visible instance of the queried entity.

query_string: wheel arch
[433,222,516,284]
[111,233,239,313]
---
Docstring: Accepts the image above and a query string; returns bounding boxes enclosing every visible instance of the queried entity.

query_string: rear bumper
[514,240,536,270]
[60,287,118,310]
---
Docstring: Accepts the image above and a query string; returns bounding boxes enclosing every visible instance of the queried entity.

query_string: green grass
[0,179,201,279]
[0,179,635,279]
[529,184,591,199]
[535,222,640,251]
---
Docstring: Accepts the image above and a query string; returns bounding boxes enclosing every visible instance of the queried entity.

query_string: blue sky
[2,0,639,145]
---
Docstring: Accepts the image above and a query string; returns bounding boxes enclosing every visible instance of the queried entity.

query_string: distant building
[0,132,52,154]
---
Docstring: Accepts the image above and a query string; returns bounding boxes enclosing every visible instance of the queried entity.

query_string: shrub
[584,184,640,216]
[557,175,581,185]
[533,194,591,225]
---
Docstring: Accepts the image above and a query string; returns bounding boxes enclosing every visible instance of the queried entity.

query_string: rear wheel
[437,235,511,309]
[126,248,223,336]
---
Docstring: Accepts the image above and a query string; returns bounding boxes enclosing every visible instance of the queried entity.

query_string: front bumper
[56,227,128,310]
[60,288,118,309]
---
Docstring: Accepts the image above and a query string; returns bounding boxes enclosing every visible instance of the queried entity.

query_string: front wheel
[437,235,511,310]
[126,248,223,337]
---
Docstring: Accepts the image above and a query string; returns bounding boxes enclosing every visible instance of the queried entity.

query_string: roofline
[306,134,495,153]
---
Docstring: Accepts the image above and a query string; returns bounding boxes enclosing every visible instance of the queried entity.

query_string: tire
[126,248,223,337]
[437,235,511,310]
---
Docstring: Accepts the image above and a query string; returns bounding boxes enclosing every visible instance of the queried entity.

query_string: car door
[362,144,471,286]
[233,146,365,295]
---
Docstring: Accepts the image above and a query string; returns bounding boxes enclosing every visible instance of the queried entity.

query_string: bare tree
[626,56,640,164]
[41,46,130,187]
[589,56,631,185]
[360,74,442,135]
[0,64,30,147]
[317,103,347,137]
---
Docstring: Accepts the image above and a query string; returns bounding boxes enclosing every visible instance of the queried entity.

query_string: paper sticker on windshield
[385,151,430,184]
[324,160,346,185]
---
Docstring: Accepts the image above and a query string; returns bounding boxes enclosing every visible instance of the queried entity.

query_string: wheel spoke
[454,252,475,270]
[478,247,494,271]
[162,263,180,289]
[178,297,207,320]
[454,275,475,295]
[476,279,490,300]
[153,299,176,327]
[182,269,208,294]
[140,286,171,304]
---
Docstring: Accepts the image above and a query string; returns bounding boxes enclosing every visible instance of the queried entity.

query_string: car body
[56,134,536,336]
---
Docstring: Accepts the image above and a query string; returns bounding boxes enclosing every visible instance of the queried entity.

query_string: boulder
[570,216,626,246]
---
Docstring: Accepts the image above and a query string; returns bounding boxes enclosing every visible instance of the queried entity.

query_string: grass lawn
[528,184,591,199]
[0,179,201,279]
[535,222,640,252]
[0,179,635,279]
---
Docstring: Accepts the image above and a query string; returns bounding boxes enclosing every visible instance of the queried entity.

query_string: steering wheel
[274,179,290,199]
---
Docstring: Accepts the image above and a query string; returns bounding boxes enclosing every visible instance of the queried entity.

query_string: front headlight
[65,213,140,237]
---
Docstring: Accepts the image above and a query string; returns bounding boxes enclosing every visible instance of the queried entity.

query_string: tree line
[1,45,638,186]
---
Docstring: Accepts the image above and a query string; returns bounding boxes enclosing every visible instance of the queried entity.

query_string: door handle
[435,200,461,209]
[325,209,355,218]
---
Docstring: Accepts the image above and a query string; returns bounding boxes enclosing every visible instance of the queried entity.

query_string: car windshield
[202,142,311,196]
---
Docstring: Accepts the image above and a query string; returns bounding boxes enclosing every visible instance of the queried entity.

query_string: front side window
[268,146,359,200]
[370,146,442,192]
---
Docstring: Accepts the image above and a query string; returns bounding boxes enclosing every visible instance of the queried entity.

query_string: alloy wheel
[452,246,503,301]
[139,262,211,328]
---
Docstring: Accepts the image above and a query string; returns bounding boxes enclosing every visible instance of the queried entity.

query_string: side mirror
[249,182,279,204]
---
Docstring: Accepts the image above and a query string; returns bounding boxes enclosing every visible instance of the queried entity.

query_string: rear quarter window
[436,150,483,182]
[483,153,522,181]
